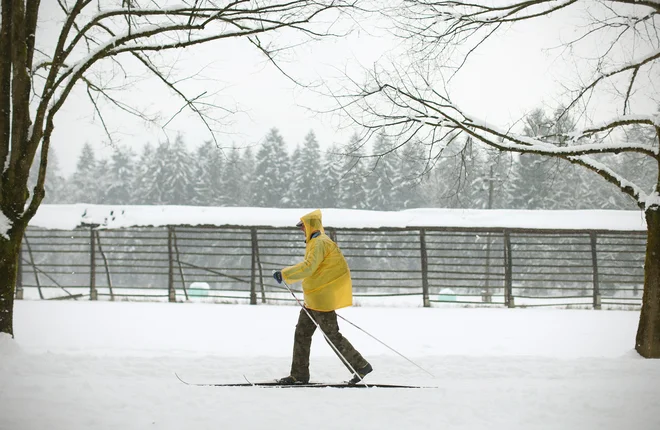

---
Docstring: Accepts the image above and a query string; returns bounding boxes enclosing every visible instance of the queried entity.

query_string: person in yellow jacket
[272,209,372,385]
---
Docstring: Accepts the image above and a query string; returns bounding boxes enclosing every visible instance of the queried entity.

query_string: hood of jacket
[299,209,324,241]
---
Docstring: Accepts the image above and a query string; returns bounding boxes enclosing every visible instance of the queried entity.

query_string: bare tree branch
[561,48,660,120]
[16,0,357,227]
[624,66,640,114]
[131,51,228,146]
[33,1,346,157]
[337,58,659,206]
[85,79,115,145]
[338,0,660,213]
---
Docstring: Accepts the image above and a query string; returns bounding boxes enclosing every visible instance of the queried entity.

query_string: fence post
[483,231,493,303]
[250,228,258,305]
[23,233,43,300]
[168,226,175,302]
[420,229,430,307]
[90,228,97,300]
[504,230,514,308]
[328,228,337,243]
[16,243,23,300]
[171,229,188,301]
[590,232,601,310]
[254,229,266,304]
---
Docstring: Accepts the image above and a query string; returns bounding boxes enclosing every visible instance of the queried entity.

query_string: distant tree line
[37,109,654,210]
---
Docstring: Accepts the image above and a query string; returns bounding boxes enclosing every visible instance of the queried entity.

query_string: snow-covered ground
[1,301,659,430]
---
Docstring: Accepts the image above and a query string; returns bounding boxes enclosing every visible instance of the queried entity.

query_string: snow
[1,301,659,429]
[0,210,11,239]
[28,204,648,231]
[645,191,660,209]
[564,154,649,207]
[579,114,660,136]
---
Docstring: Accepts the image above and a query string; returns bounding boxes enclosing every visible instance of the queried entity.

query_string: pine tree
[142,135,194,205]
[509,109,556,209]
[252,128,290,207]
[417,135,481,209]
[465,143,501,209]
[397,140,428,209]
[291,131,322,208]
[222,146,245,206]
[70,143,99,203]
[366,133,401,210]
[142,143,166,204]
[319,144,344,208]
[338,134,369,209]
[511,108,580,209]
[192,141,213,205]
[28,146,66,204]
[132,143,155,204]
[105,146,136,205]
[241,147,256,206]
[288,144,303,207]
[192,141,225,206]
[94,158,112,204]
[484,150,519,209]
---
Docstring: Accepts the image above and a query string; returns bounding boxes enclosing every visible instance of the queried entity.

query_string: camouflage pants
[290,307,368,381]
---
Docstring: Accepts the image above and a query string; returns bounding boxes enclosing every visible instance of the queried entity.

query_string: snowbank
[28,204,648,231]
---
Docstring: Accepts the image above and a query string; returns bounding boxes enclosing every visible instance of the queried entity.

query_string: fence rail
[15,225,647,309]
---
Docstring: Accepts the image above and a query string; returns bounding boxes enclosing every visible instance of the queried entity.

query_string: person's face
[299,224,306,235]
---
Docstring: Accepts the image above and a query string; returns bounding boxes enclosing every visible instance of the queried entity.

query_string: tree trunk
[0,223,25,337]
[636,208,660,358]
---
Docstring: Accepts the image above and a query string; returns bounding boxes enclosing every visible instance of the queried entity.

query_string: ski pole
[278,278,368,386]
[266,283,434,378]
[336,314,435,377]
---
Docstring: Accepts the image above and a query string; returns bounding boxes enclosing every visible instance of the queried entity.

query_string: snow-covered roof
[27,204,648,232]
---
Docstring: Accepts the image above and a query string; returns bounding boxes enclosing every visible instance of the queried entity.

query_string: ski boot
[348,363,373,385]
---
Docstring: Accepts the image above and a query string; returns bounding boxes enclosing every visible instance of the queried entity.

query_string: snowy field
[1,301,659,430]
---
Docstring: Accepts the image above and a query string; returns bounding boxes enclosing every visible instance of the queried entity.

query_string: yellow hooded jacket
[281,209,352,311]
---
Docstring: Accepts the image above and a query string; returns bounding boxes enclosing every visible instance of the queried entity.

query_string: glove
[273,270,283,284]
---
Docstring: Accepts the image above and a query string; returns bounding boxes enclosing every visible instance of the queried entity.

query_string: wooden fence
[15,225,647,309]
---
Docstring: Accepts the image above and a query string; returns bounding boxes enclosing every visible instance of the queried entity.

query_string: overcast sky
[34,1,651,176]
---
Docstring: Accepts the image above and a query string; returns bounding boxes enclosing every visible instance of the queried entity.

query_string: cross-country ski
[175,373,427,389]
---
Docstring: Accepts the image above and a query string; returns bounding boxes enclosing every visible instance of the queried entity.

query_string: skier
[272,209,373,385]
